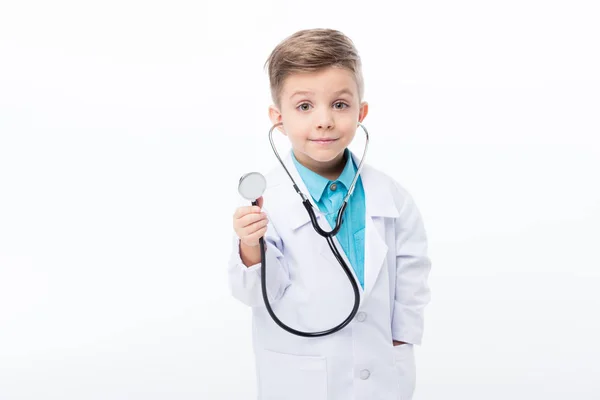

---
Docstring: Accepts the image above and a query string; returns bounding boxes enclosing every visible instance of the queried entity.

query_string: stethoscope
[237,121,369,337]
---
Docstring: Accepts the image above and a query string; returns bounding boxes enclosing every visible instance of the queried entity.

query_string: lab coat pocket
[393,344,416,400]
[258,349,328,400]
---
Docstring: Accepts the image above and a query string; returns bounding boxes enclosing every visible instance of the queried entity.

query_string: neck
[294,150,346,180]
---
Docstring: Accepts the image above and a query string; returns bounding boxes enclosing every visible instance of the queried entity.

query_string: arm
[391,185,432,346]
[228,214,291,308]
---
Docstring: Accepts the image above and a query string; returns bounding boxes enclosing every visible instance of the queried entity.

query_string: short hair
[264,28,364,107]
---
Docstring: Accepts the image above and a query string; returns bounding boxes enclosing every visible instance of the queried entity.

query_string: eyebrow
[289,88,354,100]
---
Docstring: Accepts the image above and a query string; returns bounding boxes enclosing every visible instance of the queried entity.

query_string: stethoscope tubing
[256,122,369,337]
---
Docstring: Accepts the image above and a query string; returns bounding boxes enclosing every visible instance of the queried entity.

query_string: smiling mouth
[311,138,338,143]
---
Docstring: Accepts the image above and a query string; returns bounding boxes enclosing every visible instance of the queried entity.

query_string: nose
[315,109,334,130]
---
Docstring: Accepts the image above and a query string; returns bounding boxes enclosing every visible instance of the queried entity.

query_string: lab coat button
[360,369,370,380]
[356,312,366,322]
[330,183,337,191]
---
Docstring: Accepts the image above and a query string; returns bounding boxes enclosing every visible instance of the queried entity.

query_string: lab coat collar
[290,148,356,203]
[280,148,399,230]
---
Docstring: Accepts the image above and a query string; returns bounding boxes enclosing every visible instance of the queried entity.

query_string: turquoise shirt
[292,148,366,289]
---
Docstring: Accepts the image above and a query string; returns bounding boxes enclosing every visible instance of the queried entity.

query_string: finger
[241,217,269,237]
[256,196,264,209]
[234,210,261,234]
[234,205,261,219]
[247,225,268,242]
[239,211,267,228]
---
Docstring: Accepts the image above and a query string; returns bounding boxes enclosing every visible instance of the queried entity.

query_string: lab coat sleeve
[228,216,292,308]
[391,184,432,345]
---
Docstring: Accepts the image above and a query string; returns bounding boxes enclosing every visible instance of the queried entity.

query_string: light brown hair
[264,28,364,107]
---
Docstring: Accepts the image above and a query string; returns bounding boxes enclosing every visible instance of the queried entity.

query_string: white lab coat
[228,149,431,400]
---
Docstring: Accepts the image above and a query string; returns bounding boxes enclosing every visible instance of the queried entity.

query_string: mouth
[310,138,338,144]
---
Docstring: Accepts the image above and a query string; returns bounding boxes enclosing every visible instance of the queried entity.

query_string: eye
[297,103,312,111]
[333,102,349,110]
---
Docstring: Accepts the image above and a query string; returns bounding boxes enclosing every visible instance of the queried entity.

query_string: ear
[268,105,286,135]
[358,101,369,123]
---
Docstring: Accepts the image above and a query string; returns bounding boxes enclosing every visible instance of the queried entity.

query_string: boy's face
[268,66,368,175]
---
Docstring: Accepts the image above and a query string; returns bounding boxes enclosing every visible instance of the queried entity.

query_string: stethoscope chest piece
[238,172,267,202]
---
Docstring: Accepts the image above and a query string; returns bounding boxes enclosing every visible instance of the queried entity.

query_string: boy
[229,28,431,400]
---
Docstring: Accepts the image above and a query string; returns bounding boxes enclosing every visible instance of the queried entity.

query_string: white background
[1,0,599,399]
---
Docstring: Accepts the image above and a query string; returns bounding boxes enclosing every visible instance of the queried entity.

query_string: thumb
[251,196,263,209]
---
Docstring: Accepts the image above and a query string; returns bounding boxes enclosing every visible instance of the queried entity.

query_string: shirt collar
[291,148,356,202]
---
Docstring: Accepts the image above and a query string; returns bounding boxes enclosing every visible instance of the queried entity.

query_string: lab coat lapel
[279,151,322,231]
[362,173,396,299]
[351,151,399,299]
[279,152,359,289]
[278,150,398,301]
